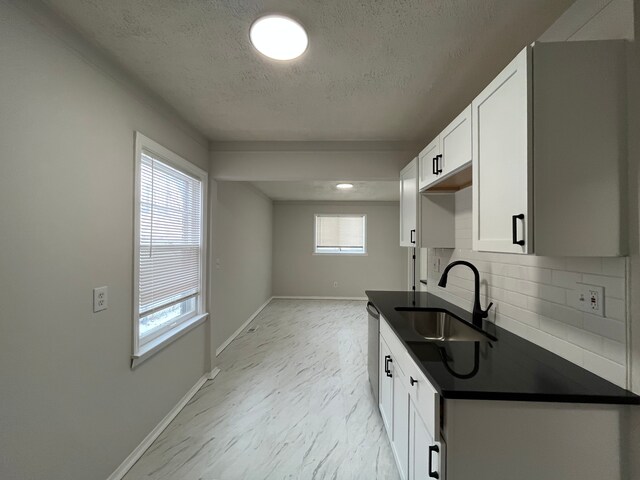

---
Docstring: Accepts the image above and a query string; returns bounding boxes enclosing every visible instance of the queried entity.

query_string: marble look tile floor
[123,299,400,480]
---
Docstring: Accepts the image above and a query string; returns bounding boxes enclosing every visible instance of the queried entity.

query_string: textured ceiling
[43,0,573,141]
[251,180,399,201]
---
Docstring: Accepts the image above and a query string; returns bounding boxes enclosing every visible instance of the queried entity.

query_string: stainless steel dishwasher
[366,302,381,402]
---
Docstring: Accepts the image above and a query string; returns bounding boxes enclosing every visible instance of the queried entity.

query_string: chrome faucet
[438,260,493,328]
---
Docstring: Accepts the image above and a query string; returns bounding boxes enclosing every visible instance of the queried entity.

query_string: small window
[314,214,366,255]
[133,133,207,364]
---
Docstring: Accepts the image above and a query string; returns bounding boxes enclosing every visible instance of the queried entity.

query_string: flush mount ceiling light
[249,15,308,61]
[336,183,354,190]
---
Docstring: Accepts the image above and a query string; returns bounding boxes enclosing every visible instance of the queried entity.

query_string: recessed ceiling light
[336,183,354,190]
[249,15,308,61]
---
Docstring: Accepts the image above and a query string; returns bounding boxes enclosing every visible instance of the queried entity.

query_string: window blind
[139,152,202,317]
[316,215,365,249]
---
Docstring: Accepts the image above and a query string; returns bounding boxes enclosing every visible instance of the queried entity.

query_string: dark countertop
[366,290,640,405]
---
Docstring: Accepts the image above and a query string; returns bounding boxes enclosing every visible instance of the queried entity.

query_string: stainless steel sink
[395,308,492,342]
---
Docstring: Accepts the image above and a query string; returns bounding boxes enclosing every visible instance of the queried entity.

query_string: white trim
[215,297,274,356]
[312,252,369,256]
[131,313,208,369]
[272,296,368,301]
[132,132,208,361]
[106,367,221,480]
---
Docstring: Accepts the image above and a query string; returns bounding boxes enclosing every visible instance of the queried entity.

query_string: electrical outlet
[431,256,441,274]
[333,281,338,288]
[93,286,108,313]
[575,283,604,317]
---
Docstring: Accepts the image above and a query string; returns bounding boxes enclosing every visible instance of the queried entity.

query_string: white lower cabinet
[379,318,442,480]
[409,401,443,480]
[379,336,393,433]
[391,363,410,479]
[378,316,627,480]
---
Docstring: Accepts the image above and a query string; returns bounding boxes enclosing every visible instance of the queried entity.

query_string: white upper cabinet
[472,40,627,256]
[418,137,440,191]
[419,106,472,192]
[472,47,532,254]
[440,105,472,177]
[400,158,418,247]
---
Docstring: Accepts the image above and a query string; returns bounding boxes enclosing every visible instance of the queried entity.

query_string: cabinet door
[409,402,443,480]
[472,46,532,254]
[440,105,472,176]
[418,138,440,191]
[379,337,393,434]
[391,364,410,480]
[400,159,418,247]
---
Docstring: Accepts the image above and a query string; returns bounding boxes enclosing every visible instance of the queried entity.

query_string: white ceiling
[251,181,399,202]
[42,0,573,142]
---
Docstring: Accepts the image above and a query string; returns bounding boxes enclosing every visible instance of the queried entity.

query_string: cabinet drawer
[380,317,408,372]
[404,357,440,441]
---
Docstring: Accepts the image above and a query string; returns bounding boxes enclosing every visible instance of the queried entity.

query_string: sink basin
[395,308,493,342]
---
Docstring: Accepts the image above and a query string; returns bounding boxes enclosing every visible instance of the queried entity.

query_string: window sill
[131,313,208,369]
[312,252,368,256]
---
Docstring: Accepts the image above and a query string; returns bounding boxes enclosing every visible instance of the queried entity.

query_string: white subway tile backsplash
[582,313,626,343]
[582,351,627,387]
[504,290,529,309]
[526,297,582,327]
[601,257,626,278]
[497,303,540,328]
[551,270,582,289]
[537,284,567,305]
[421,186,629,388]
[582,274,625,300]
[539,316,569,340]
[529,328,585,366]
[602,338,626,365]
[566,257,603,275]
[521,266,553,284]
[605,297,625,322]
[566,326,604,354]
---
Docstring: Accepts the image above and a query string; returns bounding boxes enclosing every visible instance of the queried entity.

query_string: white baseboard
[106,367,220,480]
[215,296,274,356]
[272,296,368,301]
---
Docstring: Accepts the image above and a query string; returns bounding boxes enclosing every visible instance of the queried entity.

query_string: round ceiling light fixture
[249,15,308,61]
[336,183,354,190]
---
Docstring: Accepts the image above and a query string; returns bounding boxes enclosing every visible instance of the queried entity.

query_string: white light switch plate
[574,283,604,317]
[93,286,108,312]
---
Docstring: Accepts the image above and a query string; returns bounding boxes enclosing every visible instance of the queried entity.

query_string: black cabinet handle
[428,444,440,479]
[436,154,443,174]
[386,357,393,377]
[410,376,417,386]
[410,229,416,244]
[432,157,437,175]
[384,355,392,377]
[512,214,525,246]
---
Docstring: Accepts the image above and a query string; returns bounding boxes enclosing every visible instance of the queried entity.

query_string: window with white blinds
[314,214,367,254]
[134,133,207,356]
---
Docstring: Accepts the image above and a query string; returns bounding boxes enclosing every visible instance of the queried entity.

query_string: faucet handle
[483,302,494,317]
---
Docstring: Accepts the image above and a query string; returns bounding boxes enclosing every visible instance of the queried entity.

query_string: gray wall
[0,2,210,479]
[210,182,273,353]
[272,202,406,297]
